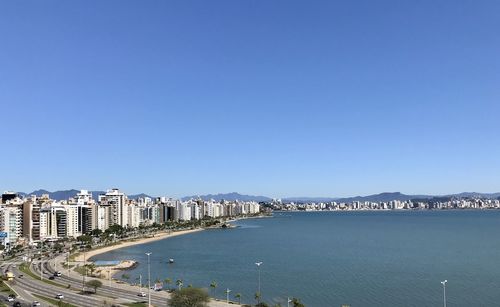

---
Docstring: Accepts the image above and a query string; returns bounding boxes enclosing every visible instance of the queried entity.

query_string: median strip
[18,263,66,289]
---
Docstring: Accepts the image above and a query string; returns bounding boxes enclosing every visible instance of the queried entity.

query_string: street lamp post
[81,247,87,292]
[146,252,152,307]
[255,261,263,303]
[66,251,70,276]
[441,280,447,307]
[226,288,231,304]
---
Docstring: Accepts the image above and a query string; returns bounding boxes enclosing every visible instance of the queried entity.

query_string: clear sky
[1,1,499,198]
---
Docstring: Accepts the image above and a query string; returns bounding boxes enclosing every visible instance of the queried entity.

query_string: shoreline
[75,214,270,263]
[75,228,204,262]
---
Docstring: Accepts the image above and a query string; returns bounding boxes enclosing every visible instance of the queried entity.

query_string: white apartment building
[99,189,128,227]
[66,204,81,238]
[127,203,141,228]
[0,205,22,247]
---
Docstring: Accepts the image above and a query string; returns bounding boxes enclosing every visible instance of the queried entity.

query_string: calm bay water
[92,211,500,306]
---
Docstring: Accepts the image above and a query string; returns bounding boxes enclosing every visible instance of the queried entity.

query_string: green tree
[87,279,103,293]
[291,298,305,307]
[176,279,183,290]
[53,242,64,252]
[254,292,261,304]
[168,287,210,307]
[234,293,242,305]
[77,235,92,244]
[255,303,269,307]
[90,229,103,237]
[85,263,97,276]
[121,273,130,280]
[106,224,125,236]
[209,280,217,297]
[164,278,172,289]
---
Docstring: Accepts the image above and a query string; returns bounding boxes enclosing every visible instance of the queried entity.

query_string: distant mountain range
[181,192,272,202]
[8,190,500,203]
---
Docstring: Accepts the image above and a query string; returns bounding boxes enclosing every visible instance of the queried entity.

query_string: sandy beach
[74,228,204,262]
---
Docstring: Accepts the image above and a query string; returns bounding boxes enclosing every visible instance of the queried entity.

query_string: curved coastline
[75,228,204,262]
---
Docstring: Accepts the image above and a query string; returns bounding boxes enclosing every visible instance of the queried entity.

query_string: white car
[55,294,64,299]
[32,301,41,306]
[138,291,146,297]
[6,297,14,302]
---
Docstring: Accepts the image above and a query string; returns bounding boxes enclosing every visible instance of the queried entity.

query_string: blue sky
[1,1,499,198]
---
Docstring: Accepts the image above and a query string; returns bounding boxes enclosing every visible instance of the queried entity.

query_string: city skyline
[2,187,500,202]
[1,1,499,197]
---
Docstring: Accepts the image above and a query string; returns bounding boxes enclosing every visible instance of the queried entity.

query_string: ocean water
[92,211,500,306]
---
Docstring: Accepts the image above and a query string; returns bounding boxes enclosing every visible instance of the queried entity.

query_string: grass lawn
[73,266,86,275]
[0,280,15,296]
[33,294,77,307]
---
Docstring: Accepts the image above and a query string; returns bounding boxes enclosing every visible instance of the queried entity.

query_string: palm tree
[86,263,96,276]
[255,292,261,304]
[291,298,305,307]
[234,293,242,305]
[210,280,218,297]
[176,279,183,290]
[164,278,172,290]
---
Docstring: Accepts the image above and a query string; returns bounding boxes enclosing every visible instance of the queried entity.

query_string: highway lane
[7,264,107,307]
[38,262,168,306]
[2,262,35,307]
[6,281,50,307]
[29,254,236,307]
[36,260,166,306]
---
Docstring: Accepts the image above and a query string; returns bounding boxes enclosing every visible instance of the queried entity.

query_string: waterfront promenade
[4,253,241,307]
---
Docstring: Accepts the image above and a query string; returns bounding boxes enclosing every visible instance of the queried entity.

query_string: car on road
[55,294,64,299]
[17,274,23,278]
[13,302,22,307]
[54,271,62,277]
[49,276,55,280]
[7,294,16,302]
[32,301,41,306]
[138,291,146,297]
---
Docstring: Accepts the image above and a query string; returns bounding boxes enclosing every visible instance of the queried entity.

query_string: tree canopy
[86,279,102,293]
[168,287,210,307]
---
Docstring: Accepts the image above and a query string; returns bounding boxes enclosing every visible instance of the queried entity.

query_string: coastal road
[8,263,108,307]
[37,259,169,306]
[10,250,239,307]
[2,261,38,307]
[43,253,239,307]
